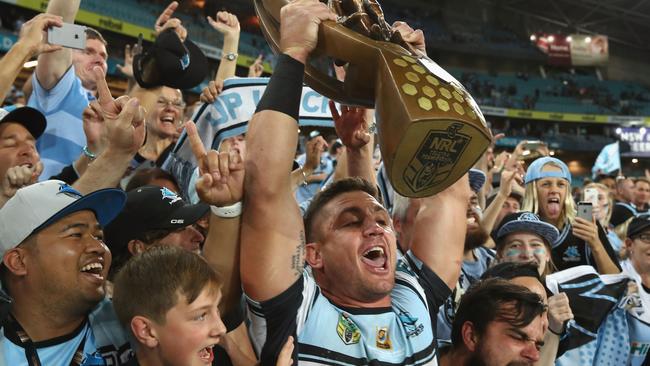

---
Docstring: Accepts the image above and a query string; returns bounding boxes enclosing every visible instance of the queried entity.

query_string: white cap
[0,180,126,256]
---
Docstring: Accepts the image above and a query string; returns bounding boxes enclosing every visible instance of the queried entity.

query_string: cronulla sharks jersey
[246,251,450,366]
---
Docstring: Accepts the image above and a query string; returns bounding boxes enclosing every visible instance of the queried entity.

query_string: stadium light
[566,36,572,42]
[615,127,622,134]
[548,35,555,42]
[632,158,639,164]
[530,34,536,41]
[640,127,647,135]
[585,36,592,43]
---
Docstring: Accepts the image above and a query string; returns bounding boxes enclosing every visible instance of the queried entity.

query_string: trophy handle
[255,0,403,106]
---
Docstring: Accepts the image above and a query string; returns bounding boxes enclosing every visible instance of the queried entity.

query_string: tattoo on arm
[291,230,306,277]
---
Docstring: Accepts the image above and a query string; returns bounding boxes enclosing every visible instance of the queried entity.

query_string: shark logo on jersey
[160,187,182,205]
[398,310,424,338]
[563,245,581,262]
[376,327,392,349]
[336,313,360,345]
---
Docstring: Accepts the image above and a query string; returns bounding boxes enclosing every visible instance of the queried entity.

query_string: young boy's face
[153,287,226,365]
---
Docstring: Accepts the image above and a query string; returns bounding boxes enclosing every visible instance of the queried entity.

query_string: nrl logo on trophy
[255,0,492,197]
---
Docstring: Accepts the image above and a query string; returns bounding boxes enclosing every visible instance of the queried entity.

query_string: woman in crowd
[521,157,620,274]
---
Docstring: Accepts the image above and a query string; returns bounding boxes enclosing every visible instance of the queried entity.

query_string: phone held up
[577,201,594,222]
[48,23,87,50]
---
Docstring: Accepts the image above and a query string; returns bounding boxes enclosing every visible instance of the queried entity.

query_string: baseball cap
[469,168,486,193]
[104,186,209,254]
[627,214,650,238]
[494,211,559,246]
[134,28,208,89]
[0,106,46,140]
[524,157,572,185]
[0,180,126,256]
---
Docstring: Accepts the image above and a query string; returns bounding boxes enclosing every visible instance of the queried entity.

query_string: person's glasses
[634,234,650,243]
[156,98,186,109]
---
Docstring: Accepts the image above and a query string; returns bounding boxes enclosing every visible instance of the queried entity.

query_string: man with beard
[438,278,548,366]
[436,169,496,341]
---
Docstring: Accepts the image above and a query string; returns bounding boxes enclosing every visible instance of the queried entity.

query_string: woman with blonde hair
[584,182,624,256]
[521,157,620,274]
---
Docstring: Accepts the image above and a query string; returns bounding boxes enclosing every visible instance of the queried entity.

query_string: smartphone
[577,201,593,221]
[48,23,87,50]
[523,140,545,151]
[584,188,599,206]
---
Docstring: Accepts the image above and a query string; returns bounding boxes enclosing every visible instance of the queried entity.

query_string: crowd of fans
[0,1,650,365]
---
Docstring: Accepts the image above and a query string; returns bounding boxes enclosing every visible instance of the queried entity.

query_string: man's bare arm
[241,0,336,302]
[34,0,80,90]
[0,14,63,103]
[410,175,471,289]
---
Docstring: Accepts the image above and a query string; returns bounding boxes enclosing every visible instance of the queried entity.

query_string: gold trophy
[255,0,492,197]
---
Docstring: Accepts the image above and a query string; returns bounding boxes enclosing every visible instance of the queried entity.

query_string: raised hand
[279,0,337,64]
[391,21,426,54]
[573,215,601,248]
[18,13,63,56]
[207,11,240,37]
[155,1,187,41]
[93,66,145,155]
[304,135,328,173]
[116,43,141,78]
[82,101,108,156]
[247,55,264,78]
[1,163,42,200]
[93,66,129,119]
[200,80,223,104]
[329,100,371,149]
[186,121,244,206]
[548,293,573,335]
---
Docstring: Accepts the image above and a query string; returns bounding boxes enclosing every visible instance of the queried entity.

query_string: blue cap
[469,169,486,193]
[524,157,572,185]
[495,211,560,246]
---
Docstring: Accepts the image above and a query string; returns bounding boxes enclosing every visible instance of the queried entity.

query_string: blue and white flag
[162,77,337,201]
[547,265,632,365]
[592,141,621,178]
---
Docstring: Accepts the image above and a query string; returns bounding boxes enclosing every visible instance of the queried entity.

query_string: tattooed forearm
[291,230,306,277]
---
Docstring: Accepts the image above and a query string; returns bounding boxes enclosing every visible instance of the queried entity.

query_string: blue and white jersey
[29,66,93,180]
[0,299,133,366]
[246,252,450,366]
[622,260,650,366]
[436,246,495,341]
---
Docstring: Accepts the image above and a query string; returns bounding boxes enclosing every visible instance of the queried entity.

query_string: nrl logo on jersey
[336,313,361,345]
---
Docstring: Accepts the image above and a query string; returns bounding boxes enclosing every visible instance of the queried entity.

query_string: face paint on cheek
[532,248,547,256]
[504,248,523,258]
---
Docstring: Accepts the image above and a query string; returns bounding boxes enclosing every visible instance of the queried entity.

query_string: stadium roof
[486,0,650,50]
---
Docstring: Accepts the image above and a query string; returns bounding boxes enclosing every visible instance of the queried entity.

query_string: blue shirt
[28,66,93,180]
[436,246,495,341]
[0,299,133,366]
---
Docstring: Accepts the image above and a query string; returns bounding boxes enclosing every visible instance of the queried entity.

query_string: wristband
[548,326,563,336]
[254,53,304,121]
[211,201,242,218]
[82,146,97,160]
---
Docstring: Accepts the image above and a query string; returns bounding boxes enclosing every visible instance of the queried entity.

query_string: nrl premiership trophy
[255,0,492,197]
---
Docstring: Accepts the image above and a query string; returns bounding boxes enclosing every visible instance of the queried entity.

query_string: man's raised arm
[241,0,336,302]
[34,0,80,90]
[410,174,471,289]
